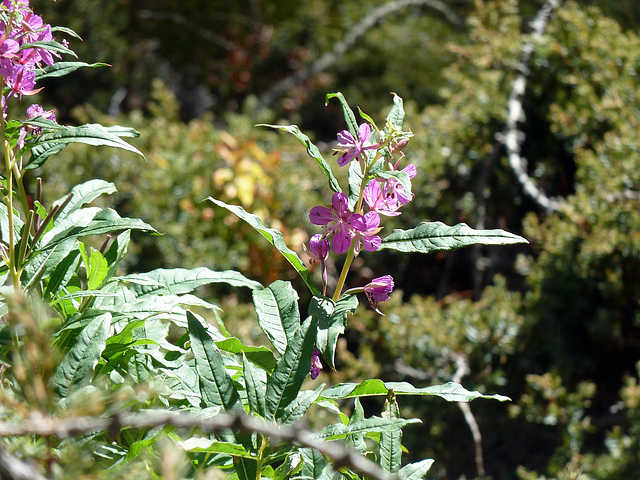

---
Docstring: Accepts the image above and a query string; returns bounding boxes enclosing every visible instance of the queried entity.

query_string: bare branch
[0,411,400,480]
[138,10,238,52]
[452,353,486,478]
[256,0,463,111]
[502,0,562,212]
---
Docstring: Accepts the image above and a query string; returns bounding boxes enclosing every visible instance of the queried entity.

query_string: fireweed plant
[0,2,529,479]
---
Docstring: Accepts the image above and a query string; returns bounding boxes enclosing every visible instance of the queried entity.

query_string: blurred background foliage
[17,0,640,478]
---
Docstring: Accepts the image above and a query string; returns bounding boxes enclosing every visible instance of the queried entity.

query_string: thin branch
[256,0,463,111]
[138,10,238,52]
[452,353,485,478]
[0,411,400,480]
[502,0,562,212]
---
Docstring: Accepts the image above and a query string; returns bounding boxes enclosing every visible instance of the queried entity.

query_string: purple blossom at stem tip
[309,192,363,255]
[363,275,394,314]
[310,347,323,379]
[333,123,377,167]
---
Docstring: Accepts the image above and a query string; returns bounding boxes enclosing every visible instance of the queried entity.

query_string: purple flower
[25,103,56,134]
[304,234,330,295]
[309,192,364,254]
[1,61,40,100]
[390,163,417,205]
[334,123,376,167]
[310,347,323,379]
[364,179,402,217]
[353,211,382,254]
[364,163,417,216]
[0,34,18,60]
[363,275,394,314]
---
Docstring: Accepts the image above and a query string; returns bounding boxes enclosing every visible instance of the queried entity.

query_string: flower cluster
[0,0,66,112]
[304,118,412,378]
[308,120,413,305]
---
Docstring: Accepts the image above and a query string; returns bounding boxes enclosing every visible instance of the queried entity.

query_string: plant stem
[331,150,383,301]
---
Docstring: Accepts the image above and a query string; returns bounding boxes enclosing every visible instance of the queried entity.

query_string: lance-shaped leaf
[321,380,511,402]
[317,416,421,441]
[53,312,111,397]
[326,92,358,136]
[380,390,402,472]
[379,221,528,254]
[252,280,300,356]
[299,448,340,480]
[208,198,318,294]
[19,40,76,58]
[258,124,341,194]
[104,230,131,282]
[386,93,405,131]
[274,452,304,480]
[54,179,117,218]
[35,209,156,255]
[179,438,253,457]
[279,384,325,425]
[215,337,277,373]
[121,267,261,298]
[264,316,317,422]
[345,398,366,452]
[187,312,242,410]
[35,61,108,80]
[399,459,435,480]
[243,354,266,417]
[309,294,358,370]
[27,123,143,170]
[347,160,363,211]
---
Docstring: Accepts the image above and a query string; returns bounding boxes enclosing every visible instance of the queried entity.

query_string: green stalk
[331,150,383,301]
[255,435,269,480]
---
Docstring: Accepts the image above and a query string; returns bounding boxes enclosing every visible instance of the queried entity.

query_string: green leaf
[215,337,277,373]
[380,221,528,254]
[299,448,339,480]
[317,416,420,441]
[326,92,358,136]
[27,123,143,170]
[321,380,511,402]
[86,249,109,290]
[19,40,77,58]
[279,384,325,424]
[55,180,117,218]
[274,452,303,480]
[187,312,242,411]
[208,198,318,294]
[35,209,156,256]
[35,61,108,80]
[380,391,402,472]
[22,238,77,292]
[121,267,261,297]
[257,124,341,194]
[399,459,435,480]
[69,208,157,238]
[264,316,317,422]
[104,230,131,281]
[179,438,254,458]
[0,202,24,245]
[386,93,405,131]
[347,159,364,211]
[345,398,366,452]
[53,312,111,397]
[243,354,266,417]
[309,294,358,370]
[252,280,300,356]
[378,169,412,201]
